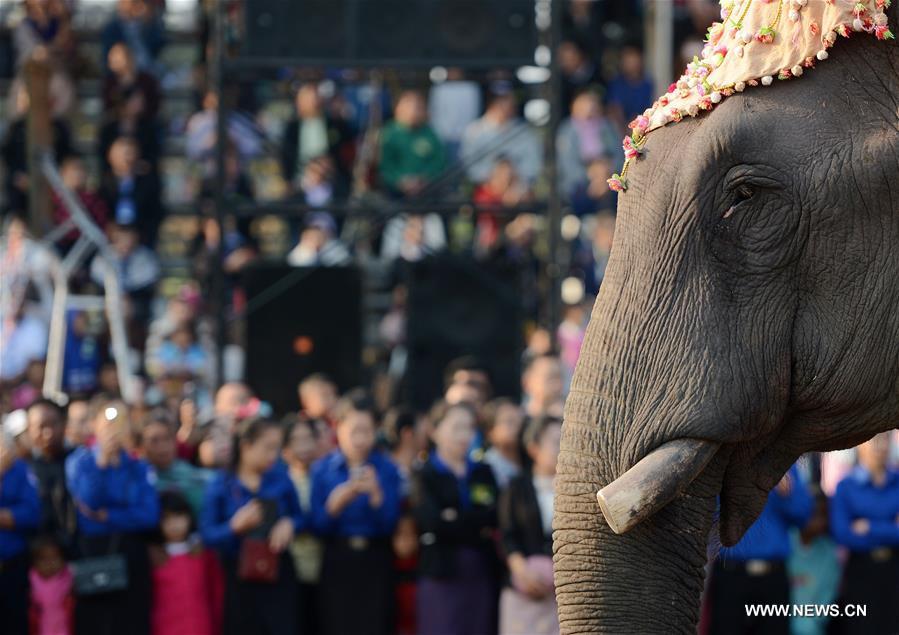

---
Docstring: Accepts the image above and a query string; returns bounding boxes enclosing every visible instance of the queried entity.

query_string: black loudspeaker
[243,265,362,416]
[404,255,523,410]
[244,0,537,67]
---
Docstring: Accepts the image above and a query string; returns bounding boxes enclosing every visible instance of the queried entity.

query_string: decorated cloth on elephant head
[608,0,895,192]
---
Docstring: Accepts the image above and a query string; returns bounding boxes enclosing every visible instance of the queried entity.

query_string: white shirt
[460,117,543,184]
[429,81,482,143]
[533,475,555,536]
[0,313,48,380]
[484,448,521,490]
[379,214,446,262]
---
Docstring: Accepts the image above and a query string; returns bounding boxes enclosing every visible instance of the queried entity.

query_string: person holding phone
[310,391,402,635]
[65,395,160,635]
[200,417,304,635]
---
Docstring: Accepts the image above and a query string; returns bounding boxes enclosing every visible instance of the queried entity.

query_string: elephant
[552,4,899,634]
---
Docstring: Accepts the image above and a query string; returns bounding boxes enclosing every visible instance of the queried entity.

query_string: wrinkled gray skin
[553,12,899,634]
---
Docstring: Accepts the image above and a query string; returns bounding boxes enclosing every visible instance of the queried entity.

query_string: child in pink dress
[29,536,75,635]
[150,491,224,635]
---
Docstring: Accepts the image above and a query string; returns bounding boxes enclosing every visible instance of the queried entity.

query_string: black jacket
[410,458,499,579]
[98,117,161,178]
[280,116,354,191]
[100,170,162,246]
[499,473,553,559]
[28,448,76,549]
[1,118,72,213]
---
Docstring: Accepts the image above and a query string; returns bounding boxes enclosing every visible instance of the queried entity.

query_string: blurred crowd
[0,0,651,305]
[1,356,897,635]
[1,2,896,635]
[0,357,567,635]
[703,434,899,635]
[0,2,635,634]
[0,0,633,459]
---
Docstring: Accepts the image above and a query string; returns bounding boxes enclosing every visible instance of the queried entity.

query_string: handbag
[237,537,279,583]
[72,534,129,596]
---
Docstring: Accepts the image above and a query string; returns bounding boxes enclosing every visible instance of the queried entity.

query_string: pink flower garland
[607,0,893,192]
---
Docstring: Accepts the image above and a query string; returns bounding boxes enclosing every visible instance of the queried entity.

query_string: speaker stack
[243,265,363,415]
[244,0,538,67]
[404,254,523,410]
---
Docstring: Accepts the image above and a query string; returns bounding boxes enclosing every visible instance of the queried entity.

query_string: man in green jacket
[379,90,446,198]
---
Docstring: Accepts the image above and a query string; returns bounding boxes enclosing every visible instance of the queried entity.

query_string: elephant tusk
[596,438,720,535]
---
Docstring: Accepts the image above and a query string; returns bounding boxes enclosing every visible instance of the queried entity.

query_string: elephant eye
[735,184,755,201]
[723,184,754,218]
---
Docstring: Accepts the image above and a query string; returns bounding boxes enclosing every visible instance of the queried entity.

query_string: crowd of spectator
[1,2,896,635]
[0,355,569,635]
[703,434,899,635]
[1,0,648,279]
[0,0,640,430]
[0,4,630,632]
[0,357,897,635]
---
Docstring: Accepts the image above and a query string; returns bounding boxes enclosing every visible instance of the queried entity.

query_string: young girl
[150,491,223,635]
[29,535,74,635]
[310,392,402,635]
[200,417,304,635]
[412,400,500,635]
[282,416,323,635]
[498,417,562,635]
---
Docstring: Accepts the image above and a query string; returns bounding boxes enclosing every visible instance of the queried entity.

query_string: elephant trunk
[553,416,724,633]
[551,186,752,631]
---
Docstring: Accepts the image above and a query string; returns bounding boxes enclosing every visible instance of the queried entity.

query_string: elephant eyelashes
[735,185,754,201]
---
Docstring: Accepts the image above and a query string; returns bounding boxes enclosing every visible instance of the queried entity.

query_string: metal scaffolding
[39,153,137,404]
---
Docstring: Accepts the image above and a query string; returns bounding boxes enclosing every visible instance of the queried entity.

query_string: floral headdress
[608,0,894,192]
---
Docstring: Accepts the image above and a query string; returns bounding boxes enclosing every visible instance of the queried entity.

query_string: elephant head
[553,4,899,633]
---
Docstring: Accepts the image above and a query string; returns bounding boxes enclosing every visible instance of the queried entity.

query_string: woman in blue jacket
[310,391,402,635]
[0,425,40,635]
[200,417,305,635]
[65,396,160,635]
[830,432,899,635]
